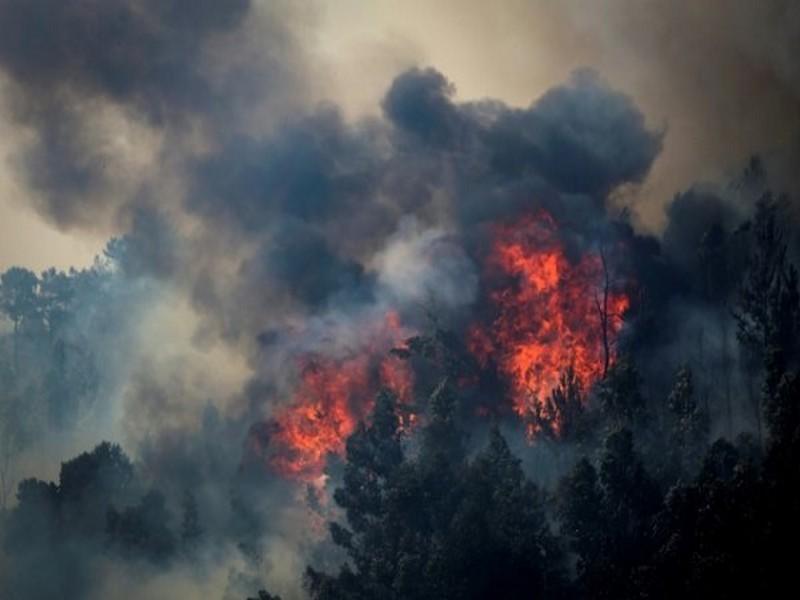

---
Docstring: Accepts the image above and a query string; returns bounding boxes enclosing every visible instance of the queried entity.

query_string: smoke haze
[0,2,798,599]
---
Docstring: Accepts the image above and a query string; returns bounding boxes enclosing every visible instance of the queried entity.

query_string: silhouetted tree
[559,458,604,566]
[445,426,565,599]
[545,365,586,442]
[0,267,39,370]
[38,268,74,337]
[3,442,139,599]
[559,429,660,599]
[665,366,709,478]
[645,437,764,598]
[735,195,800,395]
[107,490,177,563]
[596,358,645,430]
[306,389,406,599]
[306,385,567,600]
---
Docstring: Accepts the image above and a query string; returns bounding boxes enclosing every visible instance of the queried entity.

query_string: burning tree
[469,212,629,438]
[265,312,415,481]
[304,385,567,600]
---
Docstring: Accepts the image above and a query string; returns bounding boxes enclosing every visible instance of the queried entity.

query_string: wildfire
[262,212,629,480]
[469,212,629,436]
[268,312,414,480]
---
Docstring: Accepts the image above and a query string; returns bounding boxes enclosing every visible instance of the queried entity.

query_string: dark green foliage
[58,441,135,538]
[395,326,478,382]
[757,373,800,598]
[646,438,765,599]
[599,429,661,541]
[297,282,800,600]
[763,365,800,448]
[665,366,709,478]
[330,389,405,540]
[544,366,587,442]
[306,390,408,599]
[443,427,565,599]
[559,429,660,599]
[734,195,800,390]
[2,442,181,598]
[107,490,177,562]
[6,442,134,539]
[596,358,645,429]
[0,264,109,509]
[60,442,133,498]
[5,159,800,600]
[38,268,74,335]
[5,443,132,548]
[8,479,60,544]
[557,362,800,600]
[306,385,567,600]
[0,267,39,337]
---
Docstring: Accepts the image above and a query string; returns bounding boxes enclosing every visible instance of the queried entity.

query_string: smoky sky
[176,66,662,349]
[0,0,668,481]
[0,0,785,496]
[0,2,798,599]
[0,0,251,118]
[0,0,303,230]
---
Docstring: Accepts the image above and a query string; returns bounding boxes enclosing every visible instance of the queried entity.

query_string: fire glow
[267,212,629,480]
[469,212,629,436]
[268,312,414,480]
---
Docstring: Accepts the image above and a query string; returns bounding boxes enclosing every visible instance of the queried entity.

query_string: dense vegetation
[1,183,799,599]
[251,193,800,599]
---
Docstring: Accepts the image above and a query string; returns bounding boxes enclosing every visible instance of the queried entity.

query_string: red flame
[469,212,629,436]
[261,212,629,480]
[268,312,413,480]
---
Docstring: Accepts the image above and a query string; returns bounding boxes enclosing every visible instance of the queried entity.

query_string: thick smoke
[0,0,306,230]
[0,2,795,600]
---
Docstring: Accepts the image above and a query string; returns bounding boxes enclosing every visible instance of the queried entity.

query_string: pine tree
[546,365,585,442]
[306,389,406,599]
[558,458,604,569]
[560,430,660,599]
[666,366,709,478]
[441,427,566,599]
[0,267,40,371]
[596,358,645,430]
[735,194,800,395]
[306,384,568,600]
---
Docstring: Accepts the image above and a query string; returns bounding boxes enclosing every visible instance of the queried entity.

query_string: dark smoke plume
[0,3,798,599]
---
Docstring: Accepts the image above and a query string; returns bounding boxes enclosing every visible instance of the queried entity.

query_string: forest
[0,2,798,599]
[1,161,799,599]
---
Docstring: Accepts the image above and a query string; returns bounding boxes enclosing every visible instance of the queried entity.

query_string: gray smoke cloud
[0,0,307,231]
[0,2,796,599]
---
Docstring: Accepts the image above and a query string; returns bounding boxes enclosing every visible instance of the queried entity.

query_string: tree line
[250,192,800,598]
[0,180,798,599]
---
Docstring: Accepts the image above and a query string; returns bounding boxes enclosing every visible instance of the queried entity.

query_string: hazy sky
[1,0,798,272]
[1,6,797,597]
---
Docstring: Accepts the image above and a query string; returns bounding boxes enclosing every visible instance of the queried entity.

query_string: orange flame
[269,312,414,480]
[469,212,629,437]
